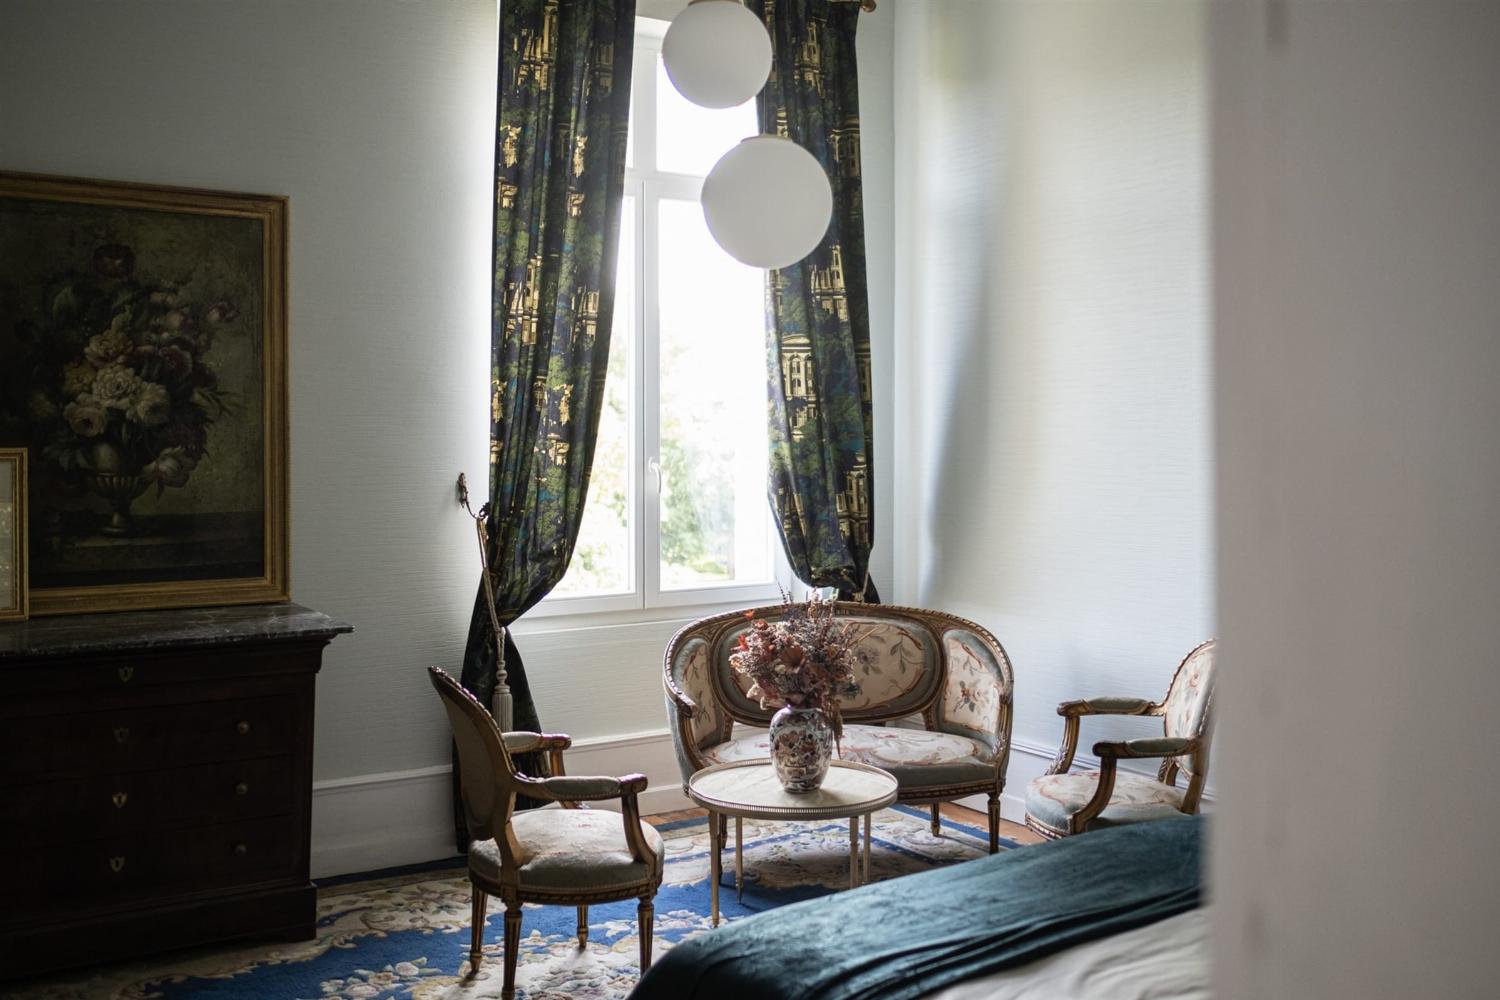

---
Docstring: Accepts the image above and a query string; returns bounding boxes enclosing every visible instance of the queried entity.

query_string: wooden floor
[645,801,1045,845]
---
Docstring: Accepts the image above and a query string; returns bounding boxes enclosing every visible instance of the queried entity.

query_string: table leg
[863,811,872,884]
[735,816,744,902]
[849,817,858,890]
[709,810,720,927]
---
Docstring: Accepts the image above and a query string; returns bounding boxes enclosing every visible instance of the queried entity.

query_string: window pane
[656,56,758,177]
[656,198,772,590]
[553,198,636,597]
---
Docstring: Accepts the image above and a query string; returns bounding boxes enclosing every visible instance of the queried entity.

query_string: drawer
[1,644,325,699]
[1,696,298,780]
[7,815,303,916]
[0,757,299,846]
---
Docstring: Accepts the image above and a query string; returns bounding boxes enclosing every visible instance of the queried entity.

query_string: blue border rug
[16,807,1015,1000]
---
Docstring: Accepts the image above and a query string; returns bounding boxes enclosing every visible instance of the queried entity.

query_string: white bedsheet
[922,908,1211,1000]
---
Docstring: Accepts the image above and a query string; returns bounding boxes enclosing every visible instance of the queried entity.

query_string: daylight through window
[546,18,785,614]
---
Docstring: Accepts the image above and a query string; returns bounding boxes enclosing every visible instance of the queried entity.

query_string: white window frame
[532,17,793,621]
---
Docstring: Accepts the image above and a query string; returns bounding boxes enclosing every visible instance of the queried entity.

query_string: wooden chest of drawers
[0,603,350,979]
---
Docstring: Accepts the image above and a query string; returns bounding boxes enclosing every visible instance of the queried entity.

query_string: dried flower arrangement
[729,595,869,741]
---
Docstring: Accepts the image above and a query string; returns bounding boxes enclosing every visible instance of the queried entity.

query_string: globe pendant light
[662,0,773,109]
[702,135,833,269]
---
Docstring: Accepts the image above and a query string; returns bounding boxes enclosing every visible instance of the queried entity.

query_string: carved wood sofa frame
[664,602,1015,853]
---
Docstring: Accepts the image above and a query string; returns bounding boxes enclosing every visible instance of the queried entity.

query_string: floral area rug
[15,806,1012,1000]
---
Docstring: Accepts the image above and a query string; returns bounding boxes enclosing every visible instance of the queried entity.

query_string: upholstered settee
[664,603,1015,852]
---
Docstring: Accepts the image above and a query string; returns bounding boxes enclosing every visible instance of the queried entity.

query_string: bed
[630,814,1206,1000]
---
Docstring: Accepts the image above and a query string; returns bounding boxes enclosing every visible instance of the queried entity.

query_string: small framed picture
[0,448,27,621]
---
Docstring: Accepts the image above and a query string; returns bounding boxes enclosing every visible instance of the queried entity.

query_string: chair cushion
[701,723,998,790]
[469,808,663,892]
[1025,770,1187,835]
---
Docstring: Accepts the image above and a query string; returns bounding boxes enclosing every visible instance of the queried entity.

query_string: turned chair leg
[468,885,488,975]
[930,803,942,836]
[987,791,1001,854]
[577,904,589,949]
[502,901,522,1000]
[638,896,655,974]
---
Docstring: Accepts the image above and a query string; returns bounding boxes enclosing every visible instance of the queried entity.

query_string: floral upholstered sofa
[663,603,1015,852]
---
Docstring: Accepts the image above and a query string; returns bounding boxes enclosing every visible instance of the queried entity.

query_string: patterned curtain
[455,0,636,848]
[751,0,878,603]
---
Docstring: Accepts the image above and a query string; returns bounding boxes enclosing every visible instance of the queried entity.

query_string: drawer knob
[117,666,134,683]
[113,726,130,745]
[233,842,248,857]
[235,782,250,797]
[109,856,125,873]
[236,720,252,735]
[111,791,128,809]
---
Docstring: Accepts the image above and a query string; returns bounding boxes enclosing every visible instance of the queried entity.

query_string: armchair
[429,667,664,999]
[1024,639,1217,839]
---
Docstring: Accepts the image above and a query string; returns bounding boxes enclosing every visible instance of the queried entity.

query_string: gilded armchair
[429,667,664,999]
[1024,639,1217,839]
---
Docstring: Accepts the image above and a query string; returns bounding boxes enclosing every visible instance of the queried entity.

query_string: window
[541,18,788,617]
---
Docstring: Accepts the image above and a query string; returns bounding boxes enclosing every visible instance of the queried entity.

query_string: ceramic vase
[768,704,833,793]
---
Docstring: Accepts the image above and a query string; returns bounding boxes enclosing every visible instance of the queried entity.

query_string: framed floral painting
[0,172,288,615]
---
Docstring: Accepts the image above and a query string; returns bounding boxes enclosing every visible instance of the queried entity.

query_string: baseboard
[311,763,457,879]
[310,729,689,879]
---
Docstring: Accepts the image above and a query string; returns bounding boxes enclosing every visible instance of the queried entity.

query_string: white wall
[892,0,1213,804]
[1,0,898,874]
[1211,2,1500,997]
[0,0,495,782]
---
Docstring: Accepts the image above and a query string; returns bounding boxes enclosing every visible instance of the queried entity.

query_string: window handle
[647,456,662,493]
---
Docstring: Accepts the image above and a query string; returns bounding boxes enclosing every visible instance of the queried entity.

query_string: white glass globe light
[701,135,833,269]
[662,0,773,109]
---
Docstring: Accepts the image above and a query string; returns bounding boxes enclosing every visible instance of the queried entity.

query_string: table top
[0,603,352,660]
[688,759,899,821]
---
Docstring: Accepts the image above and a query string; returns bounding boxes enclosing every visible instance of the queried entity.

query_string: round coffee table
[687,759,899,926]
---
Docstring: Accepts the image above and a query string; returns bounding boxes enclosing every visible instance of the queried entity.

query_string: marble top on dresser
[0,603,353,660]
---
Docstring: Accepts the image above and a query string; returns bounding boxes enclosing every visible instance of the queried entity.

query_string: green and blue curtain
[751,0,879,603]
[456,0,636,848]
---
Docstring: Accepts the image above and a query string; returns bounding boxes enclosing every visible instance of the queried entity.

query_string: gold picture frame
[0,448,27,621]
[0,172,288,615]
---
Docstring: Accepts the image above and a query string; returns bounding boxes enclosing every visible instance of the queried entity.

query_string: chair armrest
[515,772,656,865]
[1093,736,1199,760]
[532,772,648,803]
[504,732,575,791]
[1070,737,1203,834]
[1043,697,1158,777]
[502,731,573,754]
[1057,697,1157,718]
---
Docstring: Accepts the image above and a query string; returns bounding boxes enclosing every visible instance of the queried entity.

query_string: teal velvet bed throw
[631,815,1204,1000]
